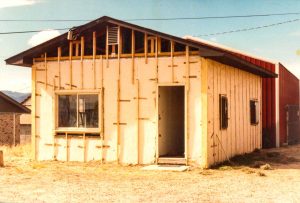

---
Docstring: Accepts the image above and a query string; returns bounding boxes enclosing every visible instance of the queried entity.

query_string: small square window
[250,100,259,125]
[219,95,228,130]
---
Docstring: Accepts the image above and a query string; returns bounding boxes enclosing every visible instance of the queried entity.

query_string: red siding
[279,64,300,145]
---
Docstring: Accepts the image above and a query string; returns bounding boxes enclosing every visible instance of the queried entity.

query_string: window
[219,95,228,130]
[250,100,259,125]
[58,95,77,127]
[58,94,99,128]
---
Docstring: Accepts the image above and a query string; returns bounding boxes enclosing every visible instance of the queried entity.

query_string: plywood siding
[206,59,262,166]
[34,55,202,165]
[33,54,263,167]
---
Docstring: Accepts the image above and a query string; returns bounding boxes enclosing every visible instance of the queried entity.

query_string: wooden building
[6,16,276,167]
[20,95,32,144]
[277,64,300,146]
[184,36,300,148]
[0,91,30,146]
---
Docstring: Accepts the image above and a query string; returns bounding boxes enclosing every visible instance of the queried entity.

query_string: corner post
[275,63,280,147]
[31,62,37,160]
[201,58,209,168]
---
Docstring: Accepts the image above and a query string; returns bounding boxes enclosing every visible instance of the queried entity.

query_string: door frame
[156,83,187,163]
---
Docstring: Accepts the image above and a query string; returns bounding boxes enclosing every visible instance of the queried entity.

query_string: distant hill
[1,91,30,103]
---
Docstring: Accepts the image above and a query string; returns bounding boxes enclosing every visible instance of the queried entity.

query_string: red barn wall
[262,65,276,148]
[279,64,300,145]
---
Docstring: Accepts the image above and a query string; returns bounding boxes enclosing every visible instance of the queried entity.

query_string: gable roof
[20,94,31,105]
[5,16,277,78]
[0,91,31,113]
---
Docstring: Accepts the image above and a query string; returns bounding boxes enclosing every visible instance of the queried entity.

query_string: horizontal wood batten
[33,51,199,62]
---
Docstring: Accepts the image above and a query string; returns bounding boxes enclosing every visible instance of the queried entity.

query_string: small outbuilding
[0,91,31,146]
[5,16,276,167]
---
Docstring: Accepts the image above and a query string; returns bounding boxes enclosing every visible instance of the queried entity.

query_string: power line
[126,12,300,21]
[0,17,299,36]
[197,18,300,36]
[0,19,87,22]
[0,28,69,35]
[0,12,300,22]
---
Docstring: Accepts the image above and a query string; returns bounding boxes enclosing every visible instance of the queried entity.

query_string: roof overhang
[205,53,277,78]
[184,35,278,64]
[5,16,277,78]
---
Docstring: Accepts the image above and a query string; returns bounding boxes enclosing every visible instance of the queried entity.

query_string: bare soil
[0,144,300,203]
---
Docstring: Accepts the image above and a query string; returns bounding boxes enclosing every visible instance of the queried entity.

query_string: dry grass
[241,167,256,174]
[257,171,267,177]
[0,144,300,202]
[0,144,31,158]
[213,145,300,171]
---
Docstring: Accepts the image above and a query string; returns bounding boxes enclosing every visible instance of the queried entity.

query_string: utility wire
[0,12,300,22]
[0,28,69,35]
[0,18,300,36]
[196,18,300,36]
[126,12,300,21]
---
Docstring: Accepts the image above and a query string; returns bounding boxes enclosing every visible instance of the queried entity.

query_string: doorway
[158,85,185,158]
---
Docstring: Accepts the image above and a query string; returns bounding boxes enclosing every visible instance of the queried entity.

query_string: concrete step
[157,157,186,165]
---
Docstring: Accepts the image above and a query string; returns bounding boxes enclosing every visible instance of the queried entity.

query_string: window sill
[55,128,101,134]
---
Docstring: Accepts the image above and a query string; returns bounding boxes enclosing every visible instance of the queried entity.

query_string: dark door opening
[158,86,185,158]
[286,105,300,145]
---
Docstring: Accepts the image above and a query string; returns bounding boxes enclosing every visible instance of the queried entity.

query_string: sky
[1,0,300,93]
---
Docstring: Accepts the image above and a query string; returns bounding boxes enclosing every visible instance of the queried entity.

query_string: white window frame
[55,89,101,134]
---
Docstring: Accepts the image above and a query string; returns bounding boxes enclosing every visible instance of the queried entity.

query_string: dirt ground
[0,144,300,203]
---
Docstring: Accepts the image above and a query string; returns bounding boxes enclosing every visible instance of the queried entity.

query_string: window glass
[78,95,98,128]
[58,95,77,127]
[58,94,99,128]
[219,95,228,130]
[250,100,259,125]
